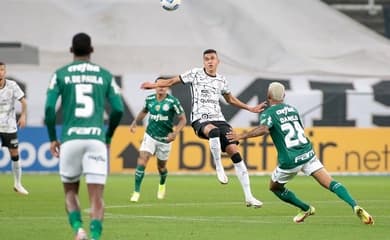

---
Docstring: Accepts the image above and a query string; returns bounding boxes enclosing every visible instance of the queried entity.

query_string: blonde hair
[268,82,285,101]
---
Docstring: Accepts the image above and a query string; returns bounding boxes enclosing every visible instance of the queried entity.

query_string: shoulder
[216,73,226,82]
[5,79,22,89]
[5,79,17,86]
[88,62,113,79]
[145,94,156,101]
[167,94,181,104]
[183,67,202,75]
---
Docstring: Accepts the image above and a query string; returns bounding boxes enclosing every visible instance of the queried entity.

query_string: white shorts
[271,157,324,184]
[59,139,108,184]
[140,133,172,161]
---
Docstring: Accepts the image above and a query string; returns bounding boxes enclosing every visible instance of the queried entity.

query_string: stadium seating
[322,0,390,36]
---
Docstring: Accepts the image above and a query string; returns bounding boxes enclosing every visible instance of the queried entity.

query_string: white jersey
[0,79,24,133]
[180,68,230,122]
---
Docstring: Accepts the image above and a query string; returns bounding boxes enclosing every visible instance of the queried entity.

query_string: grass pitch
[0,174,388,240]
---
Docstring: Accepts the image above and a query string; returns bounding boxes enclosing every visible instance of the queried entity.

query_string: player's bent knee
[208,128,220,138]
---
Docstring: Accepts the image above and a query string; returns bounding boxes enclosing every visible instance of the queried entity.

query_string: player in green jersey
[129,81,186,202]
[44,33,124,240]
[227,82,374,225]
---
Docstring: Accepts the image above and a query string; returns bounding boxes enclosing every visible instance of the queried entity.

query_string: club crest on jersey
[162,104,169,111]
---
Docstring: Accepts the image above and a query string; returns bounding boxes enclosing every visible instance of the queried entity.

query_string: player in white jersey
[141,49,267,208]
[0,62,29,195]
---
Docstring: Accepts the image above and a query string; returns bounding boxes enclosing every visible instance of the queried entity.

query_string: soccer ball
[160,0,181,11]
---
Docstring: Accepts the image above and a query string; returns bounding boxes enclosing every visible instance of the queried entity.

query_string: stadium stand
[322,0,390,36]
[0,42,39,64]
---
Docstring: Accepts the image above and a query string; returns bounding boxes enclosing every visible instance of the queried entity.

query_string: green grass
[0,174,388,240]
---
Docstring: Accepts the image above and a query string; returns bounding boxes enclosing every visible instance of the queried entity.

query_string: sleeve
[13,82,25,100]
[44,73,61,141]
[259,111,273,128]
[143,97,149,112]
[221,76,231,95]
[180,68,197,84]
[173,98,184,115]
[105,77,124,144]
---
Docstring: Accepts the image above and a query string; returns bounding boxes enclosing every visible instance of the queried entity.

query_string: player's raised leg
[207,128,228,184]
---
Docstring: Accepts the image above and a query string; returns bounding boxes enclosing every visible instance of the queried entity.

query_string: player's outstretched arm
[226,125,269,142]
[140,76,181,89]
[223,93,267,113]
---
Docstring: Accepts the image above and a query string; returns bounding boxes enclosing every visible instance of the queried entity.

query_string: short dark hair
[203,49,217,56]
[71,33,93,56]
[0,62,5,66]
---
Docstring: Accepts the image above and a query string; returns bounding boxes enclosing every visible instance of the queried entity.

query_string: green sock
[159,170,168,185]
[329,180,357,208]
[68,211,82,233]
[273,188,310,211]
[134,165,145,192]
[90,219,103,240]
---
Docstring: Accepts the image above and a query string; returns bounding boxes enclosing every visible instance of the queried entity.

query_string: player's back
[53,60,114,142]
[263,103,314,169]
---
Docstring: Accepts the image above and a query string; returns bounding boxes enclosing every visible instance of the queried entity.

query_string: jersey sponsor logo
[200,113,219,120]
[67,127,102,136]
[67,63,100,73]
[199,98,219,104]
[155,105,160,111]
[149,114,169,121]
[294,150,315,163]
[276,106,295,115]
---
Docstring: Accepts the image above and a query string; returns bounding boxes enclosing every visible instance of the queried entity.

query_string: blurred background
[0,0,389,174]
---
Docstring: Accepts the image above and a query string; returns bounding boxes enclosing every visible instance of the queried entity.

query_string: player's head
[70,33,93,57]
[155,77,169,95]
[203,49,219,75]
[268,82,285,102]
[0,62,6,81]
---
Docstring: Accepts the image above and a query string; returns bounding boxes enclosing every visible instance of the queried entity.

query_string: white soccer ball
[160,0,181,11]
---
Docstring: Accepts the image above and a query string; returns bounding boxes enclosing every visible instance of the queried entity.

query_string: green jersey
[45,60,124,144]
[144,93,184,143]
[259,103,314,169]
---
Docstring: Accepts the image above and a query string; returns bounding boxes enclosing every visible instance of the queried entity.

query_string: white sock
[209,137,224,171]
[12,161,22,186]
[234,160,252,200]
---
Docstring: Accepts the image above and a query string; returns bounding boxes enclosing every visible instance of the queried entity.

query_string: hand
[249,101,267,113]
[129,123,136,133]
[50,141,61,158]
[226,130,240,142]
[17,113,26,128]
[166,132,177,143]
[140,82,156,90]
